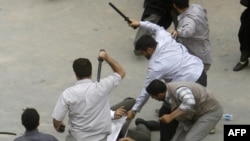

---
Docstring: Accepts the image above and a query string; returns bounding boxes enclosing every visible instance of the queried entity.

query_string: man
[146,79,223,141]
[233,0,250,71]
[52,50,126,141]
[133,0,177,55]
[127,19,207,141]
[171,0,212,72]
[109,97,135,140]
[109,97,151,141]
[14,108,59,141]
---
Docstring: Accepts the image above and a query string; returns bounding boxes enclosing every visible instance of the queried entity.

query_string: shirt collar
[24,129,39,136]
[164,86,172,103]
[177,7,190,21]
[75,79,92,85]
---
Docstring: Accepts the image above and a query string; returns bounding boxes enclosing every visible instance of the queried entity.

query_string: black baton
[0,132,17,136]
[108,2,137,29]
[97,49,105,82]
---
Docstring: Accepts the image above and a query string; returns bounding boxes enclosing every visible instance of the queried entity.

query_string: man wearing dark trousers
[126,19,207,141]
[233,0,250,71]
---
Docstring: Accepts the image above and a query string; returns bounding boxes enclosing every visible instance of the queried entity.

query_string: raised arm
[98,50,126,79]
[128,19,164,35]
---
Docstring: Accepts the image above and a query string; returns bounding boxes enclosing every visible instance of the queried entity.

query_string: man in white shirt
[52,50,126,141]
[126,19,206,141]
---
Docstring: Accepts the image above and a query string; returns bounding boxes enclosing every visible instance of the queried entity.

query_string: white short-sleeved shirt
[52,73,122,141]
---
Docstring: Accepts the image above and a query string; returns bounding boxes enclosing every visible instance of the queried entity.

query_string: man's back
[177,4,212,65]
[53,74,122,140]
[14,129,58,141]
[143,21,204,83]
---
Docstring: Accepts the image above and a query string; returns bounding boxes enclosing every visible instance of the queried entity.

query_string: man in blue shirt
[14,108,58,141]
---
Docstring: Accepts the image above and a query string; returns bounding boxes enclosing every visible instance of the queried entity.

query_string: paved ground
[0,0,249,141]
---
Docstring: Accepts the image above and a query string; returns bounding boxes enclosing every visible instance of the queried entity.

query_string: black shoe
[135,118,160,131]
[233,60,249,71]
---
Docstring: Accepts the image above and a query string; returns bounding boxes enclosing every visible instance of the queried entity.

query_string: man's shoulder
[39,132,59,141]
[13,136,24,141]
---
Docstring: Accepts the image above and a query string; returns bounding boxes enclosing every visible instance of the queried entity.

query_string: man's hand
[53,118,65,133]
[98,50,108,61]
[128,19,140,28]
[170,29,178,39]
[114,106,127,119]
[159,114,173,124]
[126,110,136,119]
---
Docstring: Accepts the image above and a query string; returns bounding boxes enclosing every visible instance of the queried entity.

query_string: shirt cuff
[110,110,115,119]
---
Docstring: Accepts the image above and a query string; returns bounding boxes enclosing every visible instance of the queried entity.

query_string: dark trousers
[238,8,250,62]
[159,103,178,141]
[195,70,207,87]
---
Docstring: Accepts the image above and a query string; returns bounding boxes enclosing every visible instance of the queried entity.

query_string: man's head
[22,108,39,131]
[146,79,167,101]
[73,58,92,80]
[172,0,189,13]
[134,35,157,59]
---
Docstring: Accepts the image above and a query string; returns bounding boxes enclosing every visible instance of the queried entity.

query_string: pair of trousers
[238,8,250,62]
[159,103,179,141]
[126,124,151,141]
[195,70,207,87]
[171,106,223,141]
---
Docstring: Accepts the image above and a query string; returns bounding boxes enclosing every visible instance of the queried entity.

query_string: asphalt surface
[0,0,249,141]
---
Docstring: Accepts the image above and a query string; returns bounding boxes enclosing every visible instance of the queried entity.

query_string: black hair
[146,79,167,96]
[135,35,157,51]
[172,0,189,9]
[22,108,39,131]
[73,58,92,79]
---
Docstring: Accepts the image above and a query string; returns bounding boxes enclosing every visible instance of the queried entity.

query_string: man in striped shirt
[146,79,223,141]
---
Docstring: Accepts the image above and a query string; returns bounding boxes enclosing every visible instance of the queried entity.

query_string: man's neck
[177,7,189,14]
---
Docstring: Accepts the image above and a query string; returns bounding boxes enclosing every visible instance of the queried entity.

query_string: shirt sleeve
[52,94,68,121]
[98,73,122,96]
[132,65,163,112]
[175,87,196,111]
[110,110,115,119]
[177,17,196,38]
[140,21,173,49]
[140,21,165,36]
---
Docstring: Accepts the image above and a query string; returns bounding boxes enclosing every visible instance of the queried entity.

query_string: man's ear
[159,92,166,98]
[147,48,154,54]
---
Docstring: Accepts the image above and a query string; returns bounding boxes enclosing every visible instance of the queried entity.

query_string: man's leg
[126,124,151,141]
[111,97,136,111]
[185,107,223,141]
[170,125,187,141]
[159,103,178,141]
[133,14,161,45]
